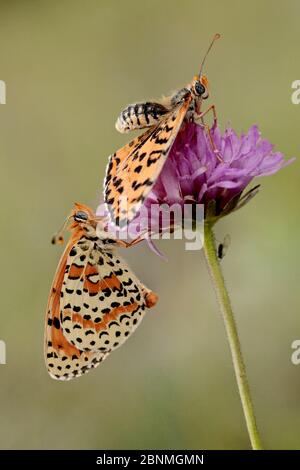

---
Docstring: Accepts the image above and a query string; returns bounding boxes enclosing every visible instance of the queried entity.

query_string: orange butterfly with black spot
[45,203,157,380]
[104,34,220,227]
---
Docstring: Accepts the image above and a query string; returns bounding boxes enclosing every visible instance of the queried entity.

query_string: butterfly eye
[74,211,88,222]
[194,81,206,96]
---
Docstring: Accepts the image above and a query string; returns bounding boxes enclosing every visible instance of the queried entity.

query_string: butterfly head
[71,207,97,239]
[191,33,220,101]
[191,75,209,100]
[51,203,97,245]
[72,203,95,226]
[73,210,89,223]
[72,203,110,240]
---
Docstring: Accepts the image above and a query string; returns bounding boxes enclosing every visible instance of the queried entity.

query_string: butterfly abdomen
[115,102,169,133]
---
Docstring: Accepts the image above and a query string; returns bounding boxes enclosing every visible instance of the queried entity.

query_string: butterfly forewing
[104,96,192,227]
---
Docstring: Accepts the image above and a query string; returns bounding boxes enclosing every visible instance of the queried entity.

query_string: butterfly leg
[195,105,223,162]
[203,122,223,163]
[116,226,158,248]
[197,104,218,126]
[116,237,144,249]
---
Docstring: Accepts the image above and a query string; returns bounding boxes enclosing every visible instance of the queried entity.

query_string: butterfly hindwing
[104,96,192,226]
[45,238,108,381]
[60,237,147,353]
[45,203,157,381]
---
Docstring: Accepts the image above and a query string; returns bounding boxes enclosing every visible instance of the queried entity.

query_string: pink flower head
[99,121,294,259]
[143,122,294,220]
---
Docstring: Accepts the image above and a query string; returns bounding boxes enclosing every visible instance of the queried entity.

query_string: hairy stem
[203,222,263,450]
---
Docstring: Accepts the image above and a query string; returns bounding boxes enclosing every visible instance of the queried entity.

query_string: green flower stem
[203,221,263,450]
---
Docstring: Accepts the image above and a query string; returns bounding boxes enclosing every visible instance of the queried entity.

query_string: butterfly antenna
[51,216,71,245]
[199,33,221,77]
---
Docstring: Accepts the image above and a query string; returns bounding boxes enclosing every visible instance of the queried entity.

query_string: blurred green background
[0,0,299,450]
